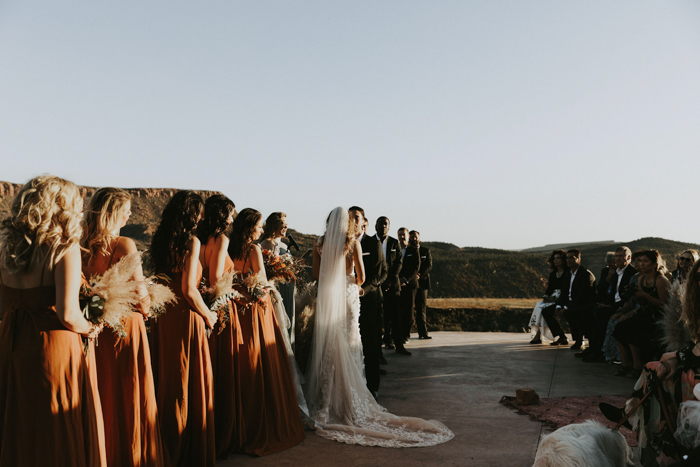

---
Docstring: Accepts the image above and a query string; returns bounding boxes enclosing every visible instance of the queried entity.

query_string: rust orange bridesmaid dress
[203,252,243,459]
[0,270,106,467]
[150,262,216,467]
[232,279,306,456]
[89,239,164,467]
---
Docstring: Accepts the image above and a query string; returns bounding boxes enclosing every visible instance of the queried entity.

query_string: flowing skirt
[529,301,555,341]
[232,292,306,456]
[0,306,106,466]
[95,312,163,467]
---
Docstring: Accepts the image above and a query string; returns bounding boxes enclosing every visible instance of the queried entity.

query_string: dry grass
[427,297,539,310]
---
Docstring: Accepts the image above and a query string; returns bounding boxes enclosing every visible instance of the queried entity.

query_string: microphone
[286,234,300,251]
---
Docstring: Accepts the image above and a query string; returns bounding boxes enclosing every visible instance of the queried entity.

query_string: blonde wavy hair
[81,187,132,265]
[683,259,700,343]
[0,175,83,273]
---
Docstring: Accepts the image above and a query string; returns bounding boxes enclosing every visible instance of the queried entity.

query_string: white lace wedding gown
[304,207,454,448]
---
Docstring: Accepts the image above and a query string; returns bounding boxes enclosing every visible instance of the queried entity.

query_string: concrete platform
[219,332,635,467]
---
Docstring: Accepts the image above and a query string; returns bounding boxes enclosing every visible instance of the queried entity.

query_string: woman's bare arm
[249,244,268,281]
[55,244,94,335]
[209,235,230,285]
[353,240,365,286]
[182,237,217,329]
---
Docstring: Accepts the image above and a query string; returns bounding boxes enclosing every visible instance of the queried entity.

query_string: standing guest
[197,194,239,459]
[82,188,163,467]
[530,249,567,344]
[579,247,636,362]
[0,175,106,466]
[260,212,296,348]
[149,191,217,467]
[349,207,386,399]
[554,249,596,349]
[228,208,305,455]
[397,227,420,350]
[612,249,670,377]
[672,250,700,284]
[376,217,402,350]
[412,231,433,340]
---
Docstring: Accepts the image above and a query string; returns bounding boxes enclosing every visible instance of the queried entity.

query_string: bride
[304,206,454,447]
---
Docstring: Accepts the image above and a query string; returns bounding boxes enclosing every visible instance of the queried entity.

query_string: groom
[349,206,386,400]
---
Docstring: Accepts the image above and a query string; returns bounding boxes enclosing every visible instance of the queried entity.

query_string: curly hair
[546,249,567,271]
[0,175,83,273]
[318,207,358,256]
[261,212,286,241]
[149,190,204,274]
[81,187,132,265]
[197,194,236,244]
[228,208,262,261]
[682,259,700,343]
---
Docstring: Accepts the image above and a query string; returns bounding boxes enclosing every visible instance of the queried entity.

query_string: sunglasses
[680,257,694,263]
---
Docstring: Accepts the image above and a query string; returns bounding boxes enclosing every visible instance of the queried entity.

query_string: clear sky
[1,1,699,250]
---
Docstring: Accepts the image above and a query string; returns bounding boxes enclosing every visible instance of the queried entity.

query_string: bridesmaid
[0,175,106,466]
[149,191,217,467]
[197,194,241,459]
[260,211,296,348]
[228,208,305,456]
[81,188,163,467]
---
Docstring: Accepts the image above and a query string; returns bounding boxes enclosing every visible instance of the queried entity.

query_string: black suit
[378,235,402,347]
[359,233,385,393]
[556,266,597,343]
[589,264,637,353]
[398,245,420,341]
[414,245,432,337]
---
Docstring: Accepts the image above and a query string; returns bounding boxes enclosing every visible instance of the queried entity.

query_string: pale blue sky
[1,1,699,249]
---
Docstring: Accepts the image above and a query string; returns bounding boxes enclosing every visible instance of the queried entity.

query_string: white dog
[533,420,634,467]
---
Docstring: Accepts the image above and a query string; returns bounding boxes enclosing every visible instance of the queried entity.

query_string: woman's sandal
[599,402,632,429]
[615,366,632,377]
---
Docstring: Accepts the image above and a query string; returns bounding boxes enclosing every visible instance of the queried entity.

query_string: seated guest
[595,252,615,303]
[672,249,700,284]
[579,246,636,362]
[600,258,700,465]
[612,249,670,378]
[553,249,596,349]
[530,249,567,344]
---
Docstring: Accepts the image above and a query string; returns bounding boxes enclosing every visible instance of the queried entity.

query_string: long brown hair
[228,208,262,261]
[683,259,700,343]
[0,175,83,273]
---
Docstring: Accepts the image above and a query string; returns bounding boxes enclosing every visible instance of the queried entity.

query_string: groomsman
[412,231,433,339]
[375,217,403,351]
[398,227,420,349]
[349,206,386,399]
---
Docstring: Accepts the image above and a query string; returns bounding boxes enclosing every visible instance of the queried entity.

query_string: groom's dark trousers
[359,233,387,394]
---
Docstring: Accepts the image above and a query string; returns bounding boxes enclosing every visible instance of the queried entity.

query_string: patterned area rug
[500,394,637,447]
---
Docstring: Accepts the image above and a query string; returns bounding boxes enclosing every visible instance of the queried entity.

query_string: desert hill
[2,181,698,299]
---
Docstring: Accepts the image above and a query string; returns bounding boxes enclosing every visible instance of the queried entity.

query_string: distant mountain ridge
[520,240,616,253]
[2,180,698,298]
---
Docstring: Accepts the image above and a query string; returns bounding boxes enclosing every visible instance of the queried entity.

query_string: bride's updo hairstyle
[318,208,357,256]
[197,194,236,244]
[228,208,261,261]
[0,175,83,273]
[150,190,204,274]
[81,187,131,265]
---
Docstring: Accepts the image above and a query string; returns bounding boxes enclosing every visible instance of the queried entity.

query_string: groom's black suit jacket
[360,233,387,298]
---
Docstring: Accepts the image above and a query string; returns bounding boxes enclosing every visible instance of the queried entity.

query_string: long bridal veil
[304,207,454,448]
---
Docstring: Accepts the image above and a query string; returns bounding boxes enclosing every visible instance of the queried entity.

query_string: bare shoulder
[116,236,138,255]
[214,234,229,248]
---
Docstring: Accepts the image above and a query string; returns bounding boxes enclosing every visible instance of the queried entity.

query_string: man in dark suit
[554,249,596,350]
[580,246,636,362]
[349,206,386,399]
[376,217,404,352]
[397,227,420,350]
[412,230,433,340]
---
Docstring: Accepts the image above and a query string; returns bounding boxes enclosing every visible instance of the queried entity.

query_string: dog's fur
[533,420,634,467]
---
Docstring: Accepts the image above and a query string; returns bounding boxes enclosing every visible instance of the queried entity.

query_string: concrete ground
[219,332,636,467]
